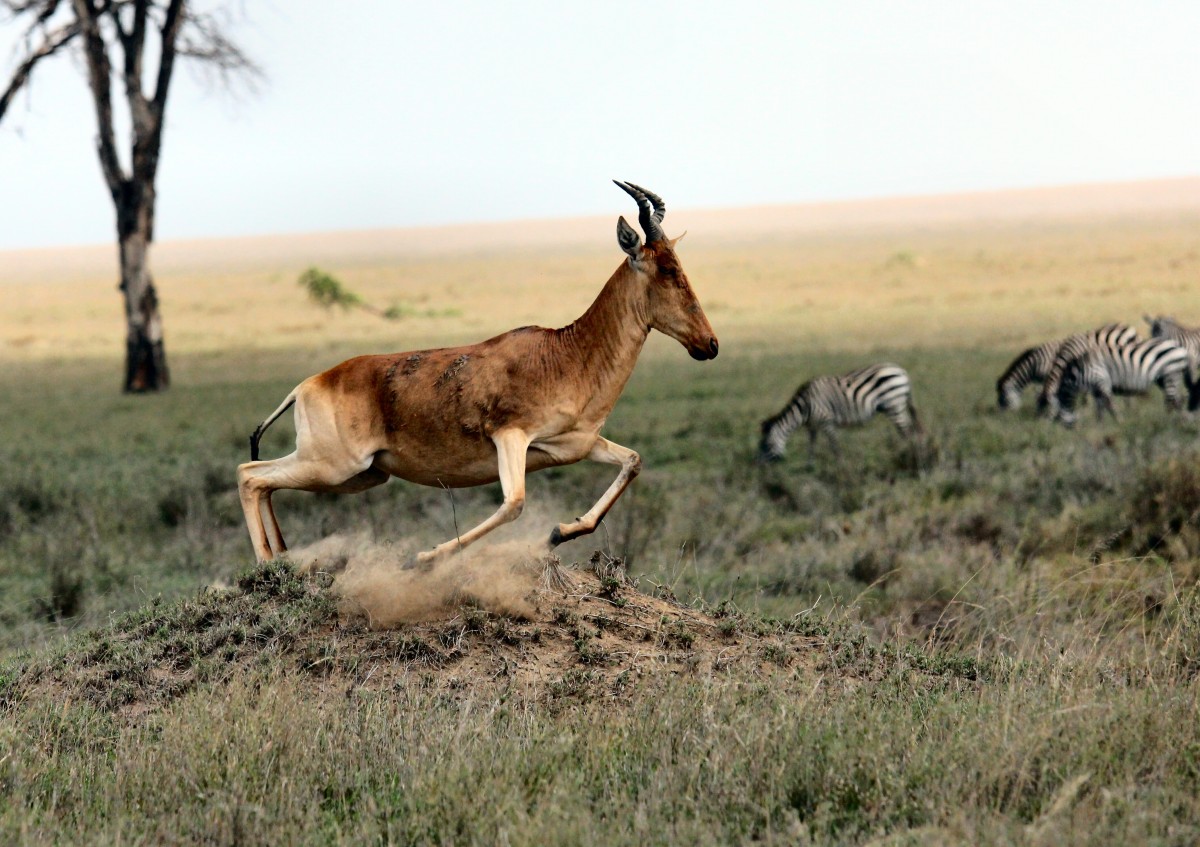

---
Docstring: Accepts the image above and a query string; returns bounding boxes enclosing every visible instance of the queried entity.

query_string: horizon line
[4,173,1199,256]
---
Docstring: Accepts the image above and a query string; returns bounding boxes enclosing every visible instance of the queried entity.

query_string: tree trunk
[119,226,169,393]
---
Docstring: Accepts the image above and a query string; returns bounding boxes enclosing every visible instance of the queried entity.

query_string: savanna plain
[2,179,1200,845]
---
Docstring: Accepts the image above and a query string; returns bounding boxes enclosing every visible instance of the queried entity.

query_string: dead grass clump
[1125,454,1200,560]
[2,561,337,713]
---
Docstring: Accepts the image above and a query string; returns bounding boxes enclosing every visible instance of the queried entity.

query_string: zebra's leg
[820,423,840,458]
[1094,387,1118,422]
[1161,373,1185,412]
[888,403,918,440]
[894,401,931,471]
[806,426,819,460]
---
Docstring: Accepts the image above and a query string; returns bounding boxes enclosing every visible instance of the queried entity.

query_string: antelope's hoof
[404,550,438,571]
[548,527,564,548]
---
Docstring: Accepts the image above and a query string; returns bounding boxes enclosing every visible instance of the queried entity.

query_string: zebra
[1145,314,1200,388]
[1051,337,1190,427]
[997,323,1137,411]
[758,363,921,461]
[1037,322,1140,418]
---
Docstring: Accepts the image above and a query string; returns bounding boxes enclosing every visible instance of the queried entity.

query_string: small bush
[297,267,363,311]
[1126,454,1200,559]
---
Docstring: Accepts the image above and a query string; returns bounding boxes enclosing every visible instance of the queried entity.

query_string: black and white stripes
[761,316,1200,468]
[996,323,1137,411]
[1053,337,1190,426]
[758,363,920,461]
[1036,323,1140,416]
[1145,315,1200,377]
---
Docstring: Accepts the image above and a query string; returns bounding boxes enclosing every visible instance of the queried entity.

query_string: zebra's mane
[761,382,811,432]
[997,344,1049,390]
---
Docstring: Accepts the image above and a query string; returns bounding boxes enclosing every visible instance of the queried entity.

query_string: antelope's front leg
[416,429,531,564]
[549,437,641,548]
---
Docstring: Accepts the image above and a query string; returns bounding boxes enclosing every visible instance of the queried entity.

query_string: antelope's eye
[656,266,683,287]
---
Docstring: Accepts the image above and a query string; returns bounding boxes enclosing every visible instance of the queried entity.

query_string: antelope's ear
[616,216,642,258]
[669,230,688,248]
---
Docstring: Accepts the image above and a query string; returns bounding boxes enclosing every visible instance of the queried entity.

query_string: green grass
[1,339,1199,842]
[5,219,1200,842]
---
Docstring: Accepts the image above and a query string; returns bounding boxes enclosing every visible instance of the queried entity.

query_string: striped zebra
[1037,323,1140,417]
[1145,314,1200,387]
[997,323,1137,410]
[758,363,921,461]
[1052,337,1190,427]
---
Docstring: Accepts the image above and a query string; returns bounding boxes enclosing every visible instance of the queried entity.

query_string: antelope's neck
[556,263,650,418]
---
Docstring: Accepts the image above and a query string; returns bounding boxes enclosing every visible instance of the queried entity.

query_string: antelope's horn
[613,180,666,243]
[623,181,665,224]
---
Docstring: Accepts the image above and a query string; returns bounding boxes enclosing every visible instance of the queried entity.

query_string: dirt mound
[320,550,824,703]
[0,552,832,720]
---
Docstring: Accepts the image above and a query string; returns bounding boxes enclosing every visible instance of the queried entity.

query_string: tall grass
[2,636,1197,844]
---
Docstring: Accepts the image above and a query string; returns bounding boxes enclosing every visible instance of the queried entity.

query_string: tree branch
[120,0,151,132]
[121,0,177,195]
[0,0,58,18]
[175,6,260,90]
[148,0,180,112]
[69,0,126,199]
[0,18,78,121]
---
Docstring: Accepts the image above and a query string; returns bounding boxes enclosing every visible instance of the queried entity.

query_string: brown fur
[237,228,718,565]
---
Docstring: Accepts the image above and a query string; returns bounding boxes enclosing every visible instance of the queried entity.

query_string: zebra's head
[757,396,808,463]
[757,417,789,463]
[1145,314,1177,339]
[996,379,1021,411]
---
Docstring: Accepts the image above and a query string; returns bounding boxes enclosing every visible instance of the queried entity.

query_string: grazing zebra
[1037,322,1140,417]
[1052,337,1190,427]
[997,323,1138,410]
[758,363,921,461]
[1145,314,1200,385]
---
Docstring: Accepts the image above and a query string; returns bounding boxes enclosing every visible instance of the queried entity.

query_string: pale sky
[1,0,1198,250]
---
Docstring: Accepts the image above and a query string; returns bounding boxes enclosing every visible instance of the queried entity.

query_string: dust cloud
[287,531,571,628]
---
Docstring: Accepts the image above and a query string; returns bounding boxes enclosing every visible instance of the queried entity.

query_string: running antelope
[237,182,719,564]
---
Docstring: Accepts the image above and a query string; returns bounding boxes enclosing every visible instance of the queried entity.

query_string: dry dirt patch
[3,550,829,721]
[297,541,824,705]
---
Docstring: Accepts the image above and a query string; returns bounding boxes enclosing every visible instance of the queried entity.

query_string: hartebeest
[237,181,719,564]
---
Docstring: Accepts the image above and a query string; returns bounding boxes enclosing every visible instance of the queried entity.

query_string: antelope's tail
[249,388,299,461]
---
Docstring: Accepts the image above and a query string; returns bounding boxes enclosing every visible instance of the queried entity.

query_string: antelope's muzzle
[690,336,720,361]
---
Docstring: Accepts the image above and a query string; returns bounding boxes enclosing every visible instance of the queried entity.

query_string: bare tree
[1,1,257,392]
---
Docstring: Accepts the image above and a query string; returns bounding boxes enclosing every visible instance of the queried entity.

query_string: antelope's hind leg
[549,437,642,548]
[259,466,390,556]
[262,492,287,555]
[237,455,384,563]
